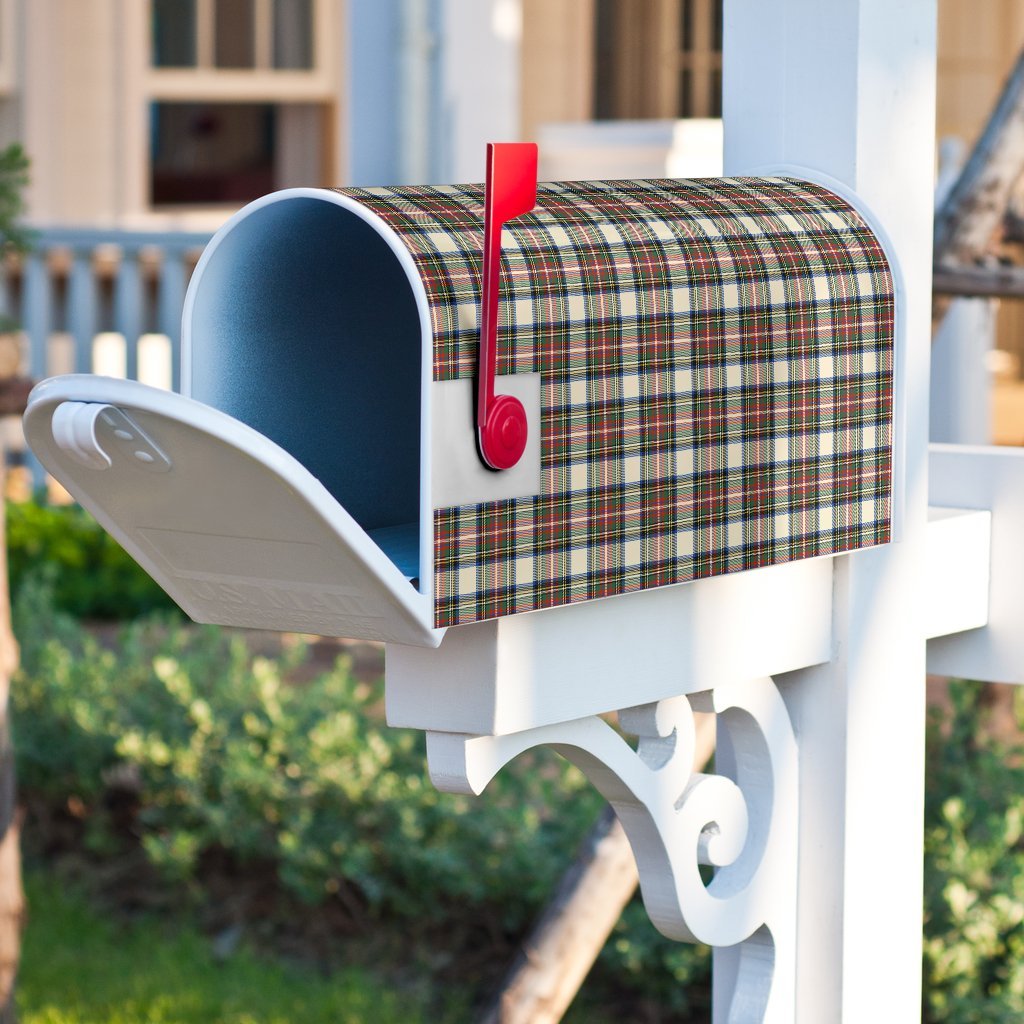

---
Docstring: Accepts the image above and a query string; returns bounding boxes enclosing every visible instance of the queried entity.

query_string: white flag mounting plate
[23,375,441,648]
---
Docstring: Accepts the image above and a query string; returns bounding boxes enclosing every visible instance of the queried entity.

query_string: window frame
[122,0,340,222]
[148,0,335,103]
[594,0,722,121]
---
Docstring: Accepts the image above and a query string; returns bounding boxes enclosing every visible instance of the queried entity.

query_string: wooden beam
[935,48,1024,265]
[933,263,1024,298]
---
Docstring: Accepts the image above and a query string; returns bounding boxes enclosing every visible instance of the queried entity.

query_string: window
[274,0,315,70]
[152,0,314,71]
[150,102,276,204]
[153,0,197,67]
[145,0,336,209]
[678,0,722,118]
[594,0,722,120]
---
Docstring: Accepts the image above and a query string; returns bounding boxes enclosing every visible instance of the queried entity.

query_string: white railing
[4,226,212,393]
[1,227,212,485]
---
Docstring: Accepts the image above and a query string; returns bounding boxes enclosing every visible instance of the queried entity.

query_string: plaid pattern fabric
[338,178,895,629]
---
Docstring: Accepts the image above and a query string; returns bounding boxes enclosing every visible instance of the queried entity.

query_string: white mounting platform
[387,557,833,736]
[928,444,1024,683]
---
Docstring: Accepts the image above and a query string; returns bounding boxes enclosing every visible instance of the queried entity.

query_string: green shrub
[11,575,710,1014]
[7,498,179,619]
[12,575,575,913]
[26,555,1024,1020]
[923,681,1024,1022]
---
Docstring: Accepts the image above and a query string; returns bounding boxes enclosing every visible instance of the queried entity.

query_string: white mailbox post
[725,3,935,1020]
[22,1,1021,1020]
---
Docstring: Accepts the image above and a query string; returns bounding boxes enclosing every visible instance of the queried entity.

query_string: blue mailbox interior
[186,195,423,582]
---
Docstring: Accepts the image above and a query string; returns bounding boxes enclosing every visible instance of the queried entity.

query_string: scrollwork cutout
[425,675,797,1023]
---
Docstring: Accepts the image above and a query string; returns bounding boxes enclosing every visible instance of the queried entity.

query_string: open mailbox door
[23,375,441,647]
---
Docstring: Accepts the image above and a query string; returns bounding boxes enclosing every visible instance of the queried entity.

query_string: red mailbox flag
[477,142,538,470]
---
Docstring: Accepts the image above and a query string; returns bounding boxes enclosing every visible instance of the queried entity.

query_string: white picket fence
[0,227,212,482]
[6,227,212,390]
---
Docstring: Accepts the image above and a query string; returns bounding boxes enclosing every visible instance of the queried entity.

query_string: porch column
[722,2,937,1020]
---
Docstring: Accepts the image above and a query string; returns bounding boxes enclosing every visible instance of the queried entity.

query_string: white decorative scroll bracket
[425,675,798,1024]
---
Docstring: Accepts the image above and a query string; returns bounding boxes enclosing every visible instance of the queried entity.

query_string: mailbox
[24,164,896,648]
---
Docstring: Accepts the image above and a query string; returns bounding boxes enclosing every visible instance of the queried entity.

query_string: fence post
[113,249,142,383]
[21,252,49,383]
[931,298,995,444]
[67,249,98,376]
[158,251,187,393]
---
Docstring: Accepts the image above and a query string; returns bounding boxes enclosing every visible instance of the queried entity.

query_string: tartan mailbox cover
[23,174,895,646]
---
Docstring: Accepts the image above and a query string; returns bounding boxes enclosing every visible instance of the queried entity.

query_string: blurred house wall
[4,1,1024,232]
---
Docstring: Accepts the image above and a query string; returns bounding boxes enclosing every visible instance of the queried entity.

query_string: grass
[17,872,462,1024]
